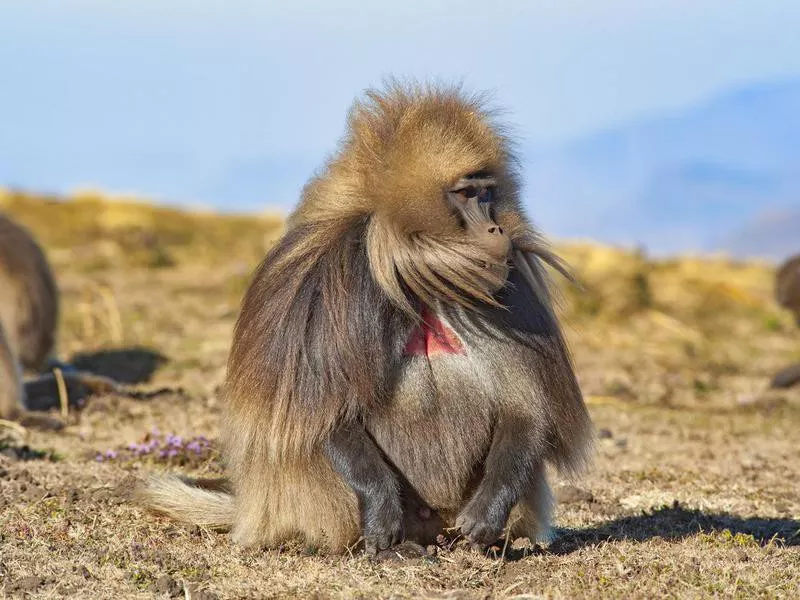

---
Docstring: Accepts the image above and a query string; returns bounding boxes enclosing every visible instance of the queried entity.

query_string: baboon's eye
[478,187,493,203]
[452,185,478,200]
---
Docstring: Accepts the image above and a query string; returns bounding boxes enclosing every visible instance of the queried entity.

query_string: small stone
[154,575,182,597]
[736,549,749,562]
[373,541,428,562]
[186,586,219,600]
[774,502,790,514]
[511,537,532,550]
[597,428,613,439]
[6,576,44,593]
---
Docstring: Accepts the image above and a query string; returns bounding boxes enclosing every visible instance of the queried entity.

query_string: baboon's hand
[362,495,404,555]
[455,490,508,546]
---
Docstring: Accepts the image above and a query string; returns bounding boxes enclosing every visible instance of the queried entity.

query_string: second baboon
[0,212,62,427]
[771,254,800,388]
[776,254,800,326]
[140,82,593,554]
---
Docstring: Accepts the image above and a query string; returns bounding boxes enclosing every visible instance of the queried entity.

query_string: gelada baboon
[776,254,800,326]
[140,82,593,553]
[771,254,800,389]
[0,212,62,427]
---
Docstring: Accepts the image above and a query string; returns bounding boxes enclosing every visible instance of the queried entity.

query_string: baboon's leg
[509,462,554,544]
[456,415,545,545]
[324,423,404,554]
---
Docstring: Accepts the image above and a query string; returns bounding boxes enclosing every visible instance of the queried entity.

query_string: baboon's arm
[324,422,403,554]
[456,414,544,544]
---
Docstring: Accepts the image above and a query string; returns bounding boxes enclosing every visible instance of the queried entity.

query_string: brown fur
[140,81,592,552]
[776,254,800,325]
[0,212,60,423]
[771,255,800,388]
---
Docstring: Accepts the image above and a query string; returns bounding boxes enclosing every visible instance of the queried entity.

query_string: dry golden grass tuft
[0,187,285,271]
[1,191,798,599]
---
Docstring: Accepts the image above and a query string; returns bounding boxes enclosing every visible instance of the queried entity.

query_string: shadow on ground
[550,503,800,555]
[68,347,168,384]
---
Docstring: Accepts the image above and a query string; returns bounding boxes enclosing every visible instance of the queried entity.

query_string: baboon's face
[446,172,512,285]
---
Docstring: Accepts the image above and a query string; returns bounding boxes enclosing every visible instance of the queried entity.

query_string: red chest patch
[403,307,465,357]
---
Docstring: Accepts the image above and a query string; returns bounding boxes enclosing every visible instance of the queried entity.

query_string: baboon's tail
[136,475,235,530]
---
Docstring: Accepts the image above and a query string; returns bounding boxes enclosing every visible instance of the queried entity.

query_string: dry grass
[1,190,798,599]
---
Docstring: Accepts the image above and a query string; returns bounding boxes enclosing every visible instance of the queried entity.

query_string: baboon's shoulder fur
[0,212,59,369]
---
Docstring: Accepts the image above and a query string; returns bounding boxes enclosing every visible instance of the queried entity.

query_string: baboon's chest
[368,315,501,509]
[402,306,465,358]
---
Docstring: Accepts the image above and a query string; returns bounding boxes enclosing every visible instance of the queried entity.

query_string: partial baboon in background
[140,82,593,554]
[0,212,63,428]
[776,254,800,326]
[771,254,800,389]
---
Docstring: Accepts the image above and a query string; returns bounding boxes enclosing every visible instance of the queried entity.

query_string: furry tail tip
[135,474,234,530]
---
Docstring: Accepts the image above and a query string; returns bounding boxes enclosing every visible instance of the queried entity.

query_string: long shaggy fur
[0,321,24,420]
[140,81,592,551]
[0,213,59,419]
[135,475,234,529]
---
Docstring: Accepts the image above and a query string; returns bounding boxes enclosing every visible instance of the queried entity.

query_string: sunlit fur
[0,213,59,421]
[140,81,592,552]
[291,83,531,311]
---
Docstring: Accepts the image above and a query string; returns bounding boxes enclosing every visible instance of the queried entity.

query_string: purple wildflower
[166,435,183,448]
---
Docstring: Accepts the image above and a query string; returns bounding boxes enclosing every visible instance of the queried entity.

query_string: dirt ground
[1,193,799,599]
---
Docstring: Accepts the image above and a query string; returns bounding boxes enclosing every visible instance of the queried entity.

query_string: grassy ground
[1,189,798,599]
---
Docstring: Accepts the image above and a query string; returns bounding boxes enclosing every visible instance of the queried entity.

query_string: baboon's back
[0,213,58,369]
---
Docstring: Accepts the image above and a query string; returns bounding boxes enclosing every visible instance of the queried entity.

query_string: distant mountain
[525,79,800,258]
[2,77,798,259]
[722,208,800,261]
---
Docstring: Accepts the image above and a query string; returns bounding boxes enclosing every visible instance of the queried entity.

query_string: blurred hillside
[527,79,800,259]
[2,188,795,401]
[0,187,283,271]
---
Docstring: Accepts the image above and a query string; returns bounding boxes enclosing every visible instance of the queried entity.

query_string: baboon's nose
[475,226,511,263]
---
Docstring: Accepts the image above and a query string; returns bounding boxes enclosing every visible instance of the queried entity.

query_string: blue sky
[1,0,799,212]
